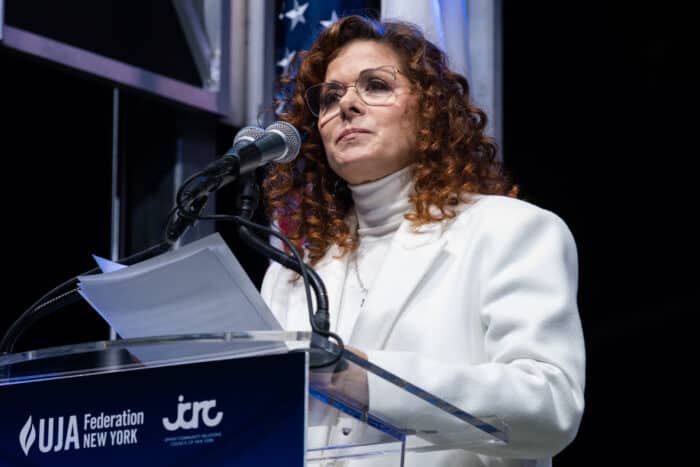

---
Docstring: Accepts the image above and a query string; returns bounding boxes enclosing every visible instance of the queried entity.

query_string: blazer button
[341,426,352,436]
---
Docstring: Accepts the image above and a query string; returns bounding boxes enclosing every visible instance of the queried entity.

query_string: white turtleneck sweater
[334,165,413,342]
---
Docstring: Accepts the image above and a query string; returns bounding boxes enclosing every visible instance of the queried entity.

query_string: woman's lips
[337,128,371,143]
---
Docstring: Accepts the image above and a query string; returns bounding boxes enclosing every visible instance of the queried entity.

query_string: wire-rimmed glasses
[304,65,403,118]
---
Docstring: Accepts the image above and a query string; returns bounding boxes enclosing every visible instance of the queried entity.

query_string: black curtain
[503,2,692,465]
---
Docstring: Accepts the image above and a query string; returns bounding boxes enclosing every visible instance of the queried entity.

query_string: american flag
[270,1,497,140]
[274,0,380,114]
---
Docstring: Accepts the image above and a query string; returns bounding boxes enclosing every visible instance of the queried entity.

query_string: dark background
[1,1,693,465]
[503,2,692,465]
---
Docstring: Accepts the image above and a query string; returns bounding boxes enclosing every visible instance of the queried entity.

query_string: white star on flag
[276,48,297,74]
[275,99,288,116]
[284,0,309,31]
[320,10,340,29]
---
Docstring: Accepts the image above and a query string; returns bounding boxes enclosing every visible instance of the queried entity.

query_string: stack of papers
[77,233,285,364]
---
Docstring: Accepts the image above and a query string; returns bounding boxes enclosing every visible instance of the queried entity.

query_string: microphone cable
[195,209,345,370]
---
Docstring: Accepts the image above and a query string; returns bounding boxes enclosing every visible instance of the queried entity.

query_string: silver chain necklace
[352,251,370,308]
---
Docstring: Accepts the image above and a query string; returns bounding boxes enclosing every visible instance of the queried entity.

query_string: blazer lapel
[349,220,448,349]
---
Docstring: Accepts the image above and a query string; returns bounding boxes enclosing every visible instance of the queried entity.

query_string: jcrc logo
[19,415,80,456]
[162,395,223,431]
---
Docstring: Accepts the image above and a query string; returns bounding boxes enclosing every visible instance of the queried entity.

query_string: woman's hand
[310,346,369,407]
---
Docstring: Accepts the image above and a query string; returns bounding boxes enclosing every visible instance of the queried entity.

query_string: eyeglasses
[304,66,403,118]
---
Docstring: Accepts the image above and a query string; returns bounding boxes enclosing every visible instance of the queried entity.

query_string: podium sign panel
[1,352,306,466]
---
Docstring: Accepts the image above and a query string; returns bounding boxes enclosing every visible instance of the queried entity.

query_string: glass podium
[1,331,508,466]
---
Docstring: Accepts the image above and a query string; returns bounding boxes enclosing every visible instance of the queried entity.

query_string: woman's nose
[338,86,365,117]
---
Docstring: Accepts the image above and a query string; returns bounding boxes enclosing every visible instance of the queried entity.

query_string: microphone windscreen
[265,121,301,163]
[233,125,265,146]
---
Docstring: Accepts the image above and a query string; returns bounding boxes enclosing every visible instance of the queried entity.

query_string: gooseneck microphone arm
[164,125,266,245]
[164,122,301,245]
[230,178,343,369]
[234,178,330,333]
[0,241,171,355]
[166,121,334,339]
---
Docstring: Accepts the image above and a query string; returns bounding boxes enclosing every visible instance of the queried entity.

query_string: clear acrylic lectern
[1,331,508,465]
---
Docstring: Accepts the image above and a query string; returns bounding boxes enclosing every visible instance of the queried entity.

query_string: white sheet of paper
[78,233,284,364]
[91,255,127,273]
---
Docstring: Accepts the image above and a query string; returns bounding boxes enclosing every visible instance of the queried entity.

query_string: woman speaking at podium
[260,15,585,467]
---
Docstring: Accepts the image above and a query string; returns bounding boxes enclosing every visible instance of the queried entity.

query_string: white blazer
[261,195,585,467]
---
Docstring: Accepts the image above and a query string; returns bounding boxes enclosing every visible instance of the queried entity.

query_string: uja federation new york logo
[19,415,79,455]
[19,416,36,455]
[19,410,145,456]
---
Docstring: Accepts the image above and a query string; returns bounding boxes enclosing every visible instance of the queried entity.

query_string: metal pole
[0,0,5,41]
[109,87,120,341]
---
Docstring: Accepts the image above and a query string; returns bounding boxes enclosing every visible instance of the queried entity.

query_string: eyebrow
[324,66,396,85]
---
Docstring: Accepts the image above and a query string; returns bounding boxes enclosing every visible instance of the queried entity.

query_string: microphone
[235,121,302,174]
[165,126,264,244]
[233,125,266,150]
[200,125,266,180]
[200,121,301,185]
[165,122,301,244]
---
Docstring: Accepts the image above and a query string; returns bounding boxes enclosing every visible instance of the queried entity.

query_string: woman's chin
[329,159,374,181]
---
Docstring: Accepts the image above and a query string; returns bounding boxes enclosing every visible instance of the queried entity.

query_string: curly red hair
[263,15,518,265]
